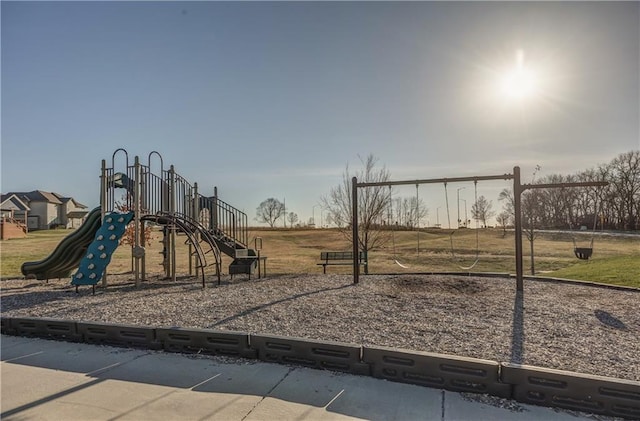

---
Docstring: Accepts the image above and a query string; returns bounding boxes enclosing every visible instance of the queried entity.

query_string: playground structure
[22,149,263,288]
[98,149,263,288]
[350,166,608,292]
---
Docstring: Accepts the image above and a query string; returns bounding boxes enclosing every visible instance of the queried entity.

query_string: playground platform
[1,335,596,420]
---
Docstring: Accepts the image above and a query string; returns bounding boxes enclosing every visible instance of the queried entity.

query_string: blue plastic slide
[71,212,134,286]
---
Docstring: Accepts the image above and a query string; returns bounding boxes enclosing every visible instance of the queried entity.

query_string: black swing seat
[574,247,593,260]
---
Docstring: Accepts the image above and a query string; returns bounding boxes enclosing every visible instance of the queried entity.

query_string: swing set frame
[350,166,608,294]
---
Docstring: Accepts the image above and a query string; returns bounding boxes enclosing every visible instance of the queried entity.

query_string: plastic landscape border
[1,316,638,419]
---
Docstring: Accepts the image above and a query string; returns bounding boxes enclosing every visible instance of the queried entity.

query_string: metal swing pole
[134,156,141,287]
[416,184,420,255]
[352,176,360,285]
[389,186,396,258]
[514,166,524,293]
[100,159,109,288]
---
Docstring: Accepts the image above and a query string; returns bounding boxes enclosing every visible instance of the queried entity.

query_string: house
[1,193,30,222]
[1,190,89,230]
[0,194,30,239]
[51,192,90,229]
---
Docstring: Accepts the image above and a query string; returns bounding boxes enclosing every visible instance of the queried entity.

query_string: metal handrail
[198,194,249,248]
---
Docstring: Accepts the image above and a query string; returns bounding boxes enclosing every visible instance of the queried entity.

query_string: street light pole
[436,207,441,227]
[312,204,320,228]
[456,187,466,228]
[462,199,468,227]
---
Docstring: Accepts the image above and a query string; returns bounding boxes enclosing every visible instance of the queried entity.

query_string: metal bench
[317,251,367,274]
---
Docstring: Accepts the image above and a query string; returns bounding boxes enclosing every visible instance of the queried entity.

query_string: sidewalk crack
[241,367,295,421]
[85,351,152,377]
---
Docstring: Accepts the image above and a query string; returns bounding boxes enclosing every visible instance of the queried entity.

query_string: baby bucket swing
[570,191,602,260]
[443,181,480,271]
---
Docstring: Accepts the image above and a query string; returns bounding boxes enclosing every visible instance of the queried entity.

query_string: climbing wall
[71,212,134,286]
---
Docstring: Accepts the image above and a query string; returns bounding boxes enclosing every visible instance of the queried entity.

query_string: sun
[500,49,538,100]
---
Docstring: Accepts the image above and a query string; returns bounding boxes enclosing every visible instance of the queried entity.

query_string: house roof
[51,192,69,202]
[66,210,89,218]
[7,190,63,205]
[4,190,90,207]
[0,194,30,211]
[51,192,88,209]
[73,199,88,208]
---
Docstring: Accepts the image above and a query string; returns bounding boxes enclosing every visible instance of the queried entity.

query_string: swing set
[389,181,481,270]
[350,166,608,294]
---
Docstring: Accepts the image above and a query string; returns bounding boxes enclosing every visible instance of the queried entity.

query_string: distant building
[51,192,90,229]
[1,193,30,222]
[1,190,88,230]
[0,194,30,239]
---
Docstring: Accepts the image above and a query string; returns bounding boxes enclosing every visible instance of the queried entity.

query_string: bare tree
[497,211,510,237]
[522,189,543,275]
[524,165,543,275]
[321,154,390,273]
[393,196,428,228]
[471,195,495,228]
[255,198,285,228]
[498,188,515,226]
[609,150,640,230]
[287,212,299,227]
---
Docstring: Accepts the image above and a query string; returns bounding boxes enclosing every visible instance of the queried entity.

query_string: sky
[2,1,639,227]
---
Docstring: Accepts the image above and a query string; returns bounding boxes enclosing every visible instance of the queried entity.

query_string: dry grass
[242,228,639,280]
[2,227,638,285]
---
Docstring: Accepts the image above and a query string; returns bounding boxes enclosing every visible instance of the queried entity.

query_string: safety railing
[198,194,249,249]
[140,170,169,215]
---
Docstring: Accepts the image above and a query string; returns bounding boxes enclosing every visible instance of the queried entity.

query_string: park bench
[317,251,367,274]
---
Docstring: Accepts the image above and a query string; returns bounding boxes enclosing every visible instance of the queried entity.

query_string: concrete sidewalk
[1,335,593,420]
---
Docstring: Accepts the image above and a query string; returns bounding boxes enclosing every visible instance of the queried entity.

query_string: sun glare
[500,49,538,100]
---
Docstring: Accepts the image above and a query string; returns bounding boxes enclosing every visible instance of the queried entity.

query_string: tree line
[499,150,639,231]
[254,150,638,249]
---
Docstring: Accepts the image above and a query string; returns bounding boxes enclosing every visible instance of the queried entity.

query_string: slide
[21,207,103,280]
[71,211,134,286]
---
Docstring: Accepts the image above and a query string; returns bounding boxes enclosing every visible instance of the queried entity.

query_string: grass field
[2,226,638,287]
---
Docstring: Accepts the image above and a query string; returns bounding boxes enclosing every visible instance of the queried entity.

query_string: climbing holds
[71,211,134,286]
